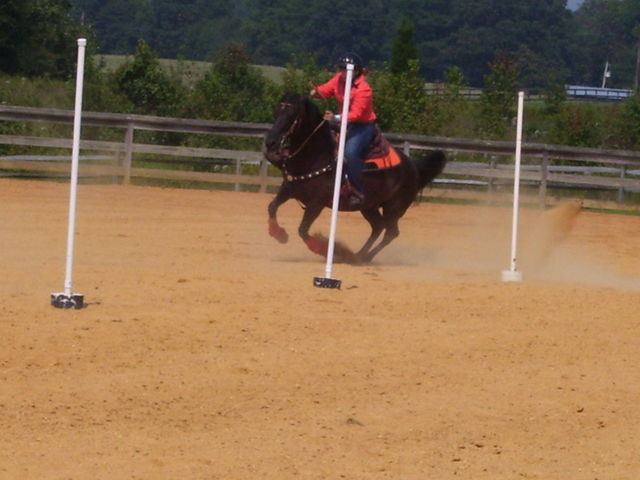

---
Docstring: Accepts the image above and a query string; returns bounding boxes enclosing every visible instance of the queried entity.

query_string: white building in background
[565,85,633,101]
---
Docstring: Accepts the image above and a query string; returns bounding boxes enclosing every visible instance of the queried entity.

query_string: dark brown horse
[262,93,446,263]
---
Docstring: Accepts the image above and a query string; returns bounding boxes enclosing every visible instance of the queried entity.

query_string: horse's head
[262,93,322,166]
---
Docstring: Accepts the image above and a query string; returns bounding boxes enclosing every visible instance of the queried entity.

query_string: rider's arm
[314,74,340,99]
[347,84,374,123]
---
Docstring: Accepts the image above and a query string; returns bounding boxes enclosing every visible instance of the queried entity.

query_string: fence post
[618,165,627,203]
[259,159,269,193]
[539,151,549,208]
[234,158,241,192]
[403,140,410,157]
[488,155,497,194]
[123,122,134,185]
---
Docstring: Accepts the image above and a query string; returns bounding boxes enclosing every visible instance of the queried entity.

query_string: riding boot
[345,159,365,206]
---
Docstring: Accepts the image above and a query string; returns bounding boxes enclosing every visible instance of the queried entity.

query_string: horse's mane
[281,92,323,126]
[303,95,323,123]
[271,92,336,159]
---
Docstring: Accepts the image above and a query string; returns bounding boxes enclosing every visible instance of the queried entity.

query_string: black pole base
[51,293,84,309]
[313,277,341,289]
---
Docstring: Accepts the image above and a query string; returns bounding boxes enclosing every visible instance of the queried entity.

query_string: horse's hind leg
[357,208,385,262]
[268,184,292,243]
[360,215,400,263]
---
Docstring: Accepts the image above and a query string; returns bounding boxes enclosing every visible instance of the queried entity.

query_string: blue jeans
[344,122,376,194]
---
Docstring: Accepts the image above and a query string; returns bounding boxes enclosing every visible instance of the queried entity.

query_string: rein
[283,118,326,159]
[278,113,331,182]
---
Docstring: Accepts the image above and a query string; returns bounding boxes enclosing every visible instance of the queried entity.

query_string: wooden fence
[1,105,640,207]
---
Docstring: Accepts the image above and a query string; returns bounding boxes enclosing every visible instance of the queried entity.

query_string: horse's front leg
[298,202,328,256]
[268,183,293,243]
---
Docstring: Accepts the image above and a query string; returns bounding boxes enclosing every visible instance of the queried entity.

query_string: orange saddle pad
[364,146,402,170]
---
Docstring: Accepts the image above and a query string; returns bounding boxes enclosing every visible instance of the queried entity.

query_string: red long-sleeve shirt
[315,72,377,123]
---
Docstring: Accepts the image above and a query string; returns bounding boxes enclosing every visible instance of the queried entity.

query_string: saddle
[326,125,402,210]
[331,124,402,170]
[362,128,401,170]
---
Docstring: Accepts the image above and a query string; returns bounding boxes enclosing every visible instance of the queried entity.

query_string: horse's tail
[414,150,446,190]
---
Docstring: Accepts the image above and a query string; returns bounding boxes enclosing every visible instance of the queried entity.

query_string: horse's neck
[289,121,333,172]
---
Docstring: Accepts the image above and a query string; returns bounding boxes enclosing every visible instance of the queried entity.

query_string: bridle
[273,102,331,182]
[276,102,327,158]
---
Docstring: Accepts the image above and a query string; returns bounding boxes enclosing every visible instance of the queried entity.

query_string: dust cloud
[377,201,640,291]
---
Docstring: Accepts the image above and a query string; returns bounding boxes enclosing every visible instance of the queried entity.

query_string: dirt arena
[1,178,639,479]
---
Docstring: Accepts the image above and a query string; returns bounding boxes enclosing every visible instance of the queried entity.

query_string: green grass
[95,55,286,85]
[582,206,640,216]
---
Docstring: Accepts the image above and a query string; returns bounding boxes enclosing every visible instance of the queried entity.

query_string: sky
[567,0,585,10]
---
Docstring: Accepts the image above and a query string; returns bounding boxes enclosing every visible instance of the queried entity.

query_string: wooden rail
[1,105,640,206]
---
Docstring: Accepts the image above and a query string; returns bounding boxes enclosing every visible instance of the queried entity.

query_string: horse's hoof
[270,228,288,244]
[269,219,288,243]
[334,244,360,265]
[356,252,371,264]
[305,236,328,256]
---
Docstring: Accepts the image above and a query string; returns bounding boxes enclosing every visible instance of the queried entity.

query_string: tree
[427,0,571,86]
[67,0,581,88]
[90,0,152,54]
[390,18,419,75]
[0,0,83,78]
[435,66,473,136]
[370,60,430,134]
[112,39,186,116]
[478,50,519,139]
[188,44,278,123]
[243,0,389,68]
[281,53,328,96]
[566,0,640,88]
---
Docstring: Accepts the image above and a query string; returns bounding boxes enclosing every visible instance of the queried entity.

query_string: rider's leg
[344,122,376,197]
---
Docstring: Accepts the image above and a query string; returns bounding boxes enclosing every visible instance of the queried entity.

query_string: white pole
[64,38,87,295]
[502,91,524,282]
[313,63,354,289]
[601,61,609,89]
[52,38,87,308]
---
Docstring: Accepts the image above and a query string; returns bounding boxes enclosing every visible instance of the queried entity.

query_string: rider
[310,52,377,208]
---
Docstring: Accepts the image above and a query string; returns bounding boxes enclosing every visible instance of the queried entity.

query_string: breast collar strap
[283,161,333,182]
[279,117,332,182]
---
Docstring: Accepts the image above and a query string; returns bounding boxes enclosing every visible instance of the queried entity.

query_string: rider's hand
[309,82,319,98]
[323,110,335,121]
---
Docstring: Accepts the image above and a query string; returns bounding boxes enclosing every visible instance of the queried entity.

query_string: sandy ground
[1,179,639,480]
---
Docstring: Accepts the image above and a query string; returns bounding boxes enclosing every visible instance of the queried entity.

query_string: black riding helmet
[337,52,364,71]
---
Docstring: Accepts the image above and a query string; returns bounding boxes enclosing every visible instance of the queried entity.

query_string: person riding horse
[263,93,446,263]
[310,52,377,209]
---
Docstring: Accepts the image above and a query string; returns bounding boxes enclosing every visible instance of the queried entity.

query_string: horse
[262,93,446,264]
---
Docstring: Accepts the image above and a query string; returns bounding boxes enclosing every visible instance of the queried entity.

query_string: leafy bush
[111,39,187,117]
[427,67,474,137]
[0,74,72,108]
[370,60,430,134]
[549,102,613,148]
[477,51,518,139]
[187,44,279,124]
[3,37,640,159]
[613,94,640,149]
